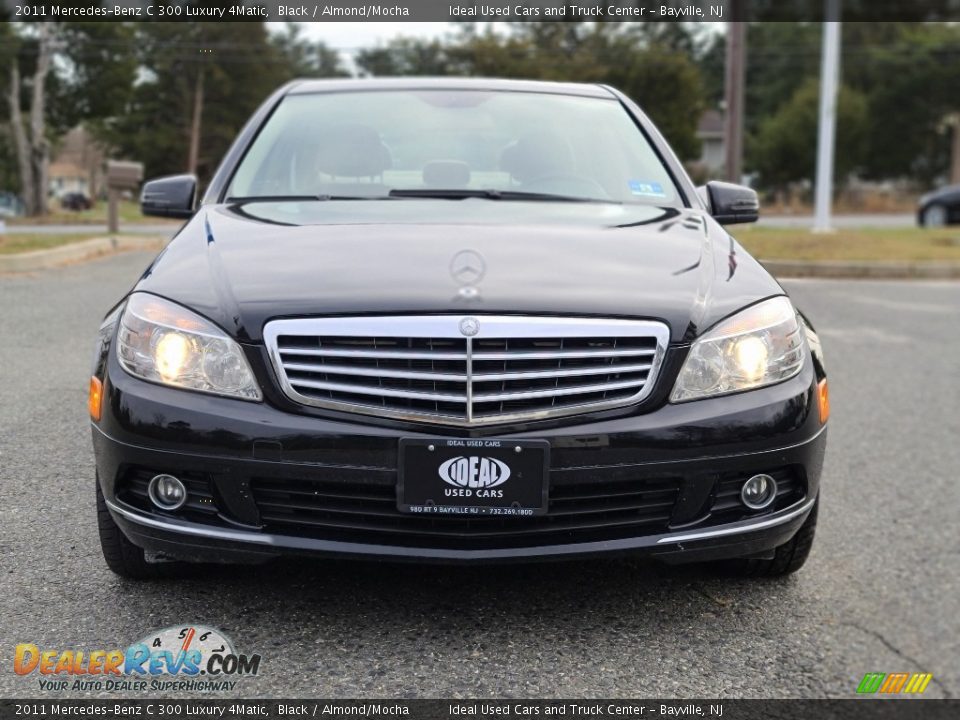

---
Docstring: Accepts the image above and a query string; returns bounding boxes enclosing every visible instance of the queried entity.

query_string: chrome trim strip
[105,494,815,560]
[656,497,817,544]
[107,499,276,546]
[263,315,670,427]
[268,315,669,339]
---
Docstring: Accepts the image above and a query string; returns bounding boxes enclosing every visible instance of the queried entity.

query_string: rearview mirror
[140,175,197,219]
[702,181,759,225]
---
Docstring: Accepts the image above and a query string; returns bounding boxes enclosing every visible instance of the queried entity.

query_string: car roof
[286,77,616,99]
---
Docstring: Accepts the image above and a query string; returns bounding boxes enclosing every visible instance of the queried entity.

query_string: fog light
[148,474,187,511]
[741,473,777,510]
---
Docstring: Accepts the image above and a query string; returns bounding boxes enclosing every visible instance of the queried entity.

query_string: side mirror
[703,181,759,225]
[140,174,197,219]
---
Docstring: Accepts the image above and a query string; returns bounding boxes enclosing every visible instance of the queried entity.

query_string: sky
[269,21,459,52]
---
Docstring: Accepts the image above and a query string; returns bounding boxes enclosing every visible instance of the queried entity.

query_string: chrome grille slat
[264,316,669,426]
[279,347,467,361]
[473,362,651,382]
[287,377,467,403]
[473,378,647,404]
[283,362,468,383]
[470,348,656,360]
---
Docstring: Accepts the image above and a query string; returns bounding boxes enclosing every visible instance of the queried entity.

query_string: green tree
[848,22,959,184]
[0,19,18,194]
[103,19,343,185]
[1,18,136,214]
[355,23,705,161]
[355,38,455,77]
[709,21,960,186]
[270,22,347,79]
[5,23,55,215]
[750,78,868,190]
[600,36,705,160]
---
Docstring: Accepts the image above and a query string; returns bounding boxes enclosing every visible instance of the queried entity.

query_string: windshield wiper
[225,194,385,203]
[388,188,617,204]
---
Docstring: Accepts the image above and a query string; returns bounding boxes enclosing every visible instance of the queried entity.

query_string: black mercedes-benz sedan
[90,78,829,579]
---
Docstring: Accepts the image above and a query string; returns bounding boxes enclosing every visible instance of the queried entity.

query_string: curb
[0,235,165,273]
[760,259,960,279]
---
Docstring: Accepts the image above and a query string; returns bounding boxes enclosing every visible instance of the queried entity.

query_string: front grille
[251,474,680,550]
[264,316,669,426]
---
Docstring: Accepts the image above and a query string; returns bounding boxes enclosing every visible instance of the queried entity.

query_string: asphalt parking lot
[1,251,957,699]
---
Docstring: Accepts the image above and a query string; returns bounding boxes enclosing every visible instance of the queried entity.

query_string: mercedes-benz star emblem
[450,249,486,286]
[459,317,480,337]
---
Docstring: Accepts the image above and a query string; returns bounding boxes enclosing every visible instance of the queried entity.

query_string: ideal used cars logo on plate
[439,456,511,496]
[13,624,261,693]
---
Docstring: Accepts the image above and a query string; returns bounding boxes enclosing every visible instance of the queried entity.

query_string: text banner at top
[4,0,960,23]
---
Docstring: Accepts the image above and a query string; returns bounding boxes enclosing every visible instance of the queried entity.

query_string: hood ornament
[450,249,486,286]
[459,317,480,337]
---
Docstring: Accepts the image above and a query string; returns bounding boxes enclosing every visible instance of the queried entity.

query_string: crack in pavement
[843,621,953,698]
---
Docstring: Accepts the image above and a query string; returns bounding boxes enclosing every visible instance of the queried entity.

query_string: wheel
[727,498,818,578]
[96,477,162,580]
[921,204,947,227]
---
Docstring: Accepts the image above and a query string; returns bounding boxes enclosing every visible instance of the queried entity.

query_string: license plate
[398,438,549,516]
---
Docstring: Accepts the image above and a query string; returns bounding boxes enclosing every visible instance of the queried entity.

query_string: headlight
[116,293,262,401]
[671,296,805,402]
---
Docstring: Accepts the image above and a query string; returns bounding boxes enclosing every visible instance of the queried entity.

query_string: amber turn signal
[88,376,103,421]
[817,378,830,424]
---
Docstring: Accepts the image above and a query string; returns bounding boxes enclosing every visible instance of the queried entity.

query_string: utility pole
[813,0,842,233]
[723,10,746,184]
[187,67,205,176]
[949,115,960,185]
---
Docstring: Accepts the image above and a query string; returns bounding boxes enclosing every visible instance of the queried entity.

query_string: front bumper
[93,351,827,564]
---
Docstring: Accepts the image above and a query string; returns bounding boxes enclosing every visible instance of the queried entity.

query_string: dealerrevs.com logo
[439,456,511,496]
[14,624,261,693]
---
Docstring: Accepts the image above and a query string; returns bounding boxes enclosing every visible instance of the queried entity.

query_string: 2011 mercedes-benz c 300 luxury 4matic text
[90,78,829,579]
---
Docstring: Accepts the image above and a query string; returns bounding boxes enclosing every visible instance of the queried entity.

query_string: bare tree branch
[8,61,35,214]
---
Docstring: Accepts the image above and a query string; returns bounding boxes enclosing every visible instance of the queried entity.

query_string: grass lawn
[6,199,178,226]
[0,233,108,254]
[734,226,960,262]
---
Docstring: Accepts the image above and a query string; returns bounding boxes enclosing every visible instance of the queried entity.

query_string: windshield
[227,89,681,206]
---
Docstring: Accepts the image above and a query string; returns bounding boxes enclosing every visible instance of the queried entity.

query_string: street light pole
[813,0,841,233]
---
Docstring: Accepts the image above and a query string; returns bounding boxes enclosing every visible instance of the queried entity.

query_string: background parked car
[917,184,960,226]
[60,192,93,211]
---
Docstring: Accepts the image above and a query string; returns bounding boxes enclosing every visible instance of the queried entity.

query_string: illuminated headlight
[671,297,805,402]
[116,293,261,401]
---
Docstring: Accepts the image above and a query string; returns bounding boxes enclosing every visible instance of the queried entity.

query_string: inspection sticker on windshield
[629,180,667,198]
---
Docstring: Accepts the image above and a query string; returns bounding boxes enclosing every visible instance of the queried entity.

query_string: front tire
[921,204,948,227]
[729,498,818,578]
[96,478,161,580]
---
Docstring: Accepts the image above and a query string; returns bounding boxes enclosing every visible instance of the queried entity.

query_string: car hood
[135,200,783,344]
